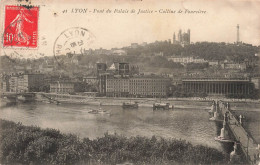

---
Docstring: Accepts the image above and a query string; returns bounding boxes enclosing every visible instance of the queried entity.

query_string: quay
[218,101,259,164]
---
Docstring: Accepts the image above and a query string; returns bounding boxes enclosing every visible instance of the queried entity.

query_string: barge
[122,101,138,109]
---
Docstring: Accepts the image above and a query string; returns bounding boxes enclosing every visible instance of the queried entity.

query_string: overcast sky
[1,0,260,58]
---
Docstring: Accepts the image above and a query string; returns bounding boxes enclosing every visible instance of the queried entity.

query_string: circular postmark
[53,27,95,70]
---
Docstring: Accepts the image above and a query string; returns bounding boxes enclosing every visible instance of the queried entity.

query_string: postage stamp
[3,5,39,48]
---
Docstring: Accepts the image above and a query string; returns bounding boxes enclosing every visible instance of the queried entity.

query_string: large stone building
[106,76,130,97]
[182,78,254,96]
[8,74,44,93]
[129,76,171,98]
[105,76,171,98]
[96,62,171,97]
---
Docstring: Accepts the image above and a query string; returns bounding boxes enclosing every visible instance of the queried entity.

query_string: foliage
[225,89,260,100]
[186,63,209,70]
[125,42,259,62]
[0,119,228,165]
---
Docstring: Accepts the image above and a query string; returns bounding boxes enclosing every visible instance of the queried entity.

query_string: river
[1,101,259,153]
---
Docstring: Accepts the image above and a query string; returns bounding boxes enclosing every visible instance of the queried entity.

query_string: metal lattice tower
[237,24,240,44]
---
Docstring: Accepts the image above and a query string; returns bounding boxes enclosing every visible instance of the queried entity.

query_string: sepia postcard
[0,0,260,164]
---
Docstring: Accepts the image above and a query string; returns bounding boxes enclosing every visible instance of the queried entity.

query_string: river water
[1,101,258,153]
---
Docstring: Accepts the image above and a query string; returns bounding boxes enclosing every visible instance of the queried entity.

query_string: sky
[0,0,260,58]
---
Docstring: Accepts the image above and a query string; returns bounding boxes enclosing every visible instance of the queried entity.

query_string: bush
[0,119,228,165]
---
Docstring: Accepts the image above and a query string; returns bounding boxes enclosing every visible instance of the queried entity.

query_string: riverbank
[0,119,229,165]
[36,93,260,111]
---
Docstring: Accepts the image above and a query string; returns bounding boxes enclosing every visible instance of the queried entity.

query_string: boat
[0,96,17,105]
[88,109,100,114]
[153,103,173,110]
[17,95,26,102]
[122,101,138,109]
[88,108,110,115]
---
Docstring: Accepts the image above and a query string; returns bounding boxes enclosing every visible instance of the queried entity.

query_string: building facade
[106,77,130,97]
[182,78,254,96]
[104,76,171,98]
[9,76,18,92]
[0,75,10,92]
[50,81,74,94]
[221,62,247,70]
[8,74,44,93]
[118,63,130,76]
[168,57,207,65]
[96,63,107,77]
[99,73,109,96]
[83,77,98,85]
[129,77,171,97]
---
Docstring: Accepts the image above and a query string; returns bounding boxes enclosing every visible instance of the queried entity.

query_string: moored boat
[122,101,138,109]
[0,96,17,105]
[88,108,110,115]
[153,103,173,110]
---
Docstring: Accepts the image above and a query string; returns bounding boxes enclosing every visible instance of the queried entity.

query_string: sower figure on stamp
[10,8,33,45]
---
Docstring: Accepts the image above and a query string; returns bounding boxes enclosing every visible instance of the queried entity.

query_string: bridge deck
[219,102,259,163]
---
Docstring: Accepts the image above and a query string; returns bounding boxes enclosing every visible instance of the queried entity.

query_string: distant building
[96,63,107,77]
[105,75,171,97]
[208,61,219,66]
[118,63,130,76]
[105,75,171,98]
[9,76,18,92]
[39,64,54,73]
[173,29,190,46]
[129,76,171,98]
[82,48,93,55]
[8,74,44,93]
[99,73,110,96]
[168,57,207,65]
[50,81,74,94]
[130,65,140,75]
[83,77,98,85]
[112,49,127,56]
[182,78,254,96]
[0,75,10,92]
[140,42,147,46]
[106,77,130,97]
[131,43,139,48]
[106,62,130,76]
[221,62,247,70]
